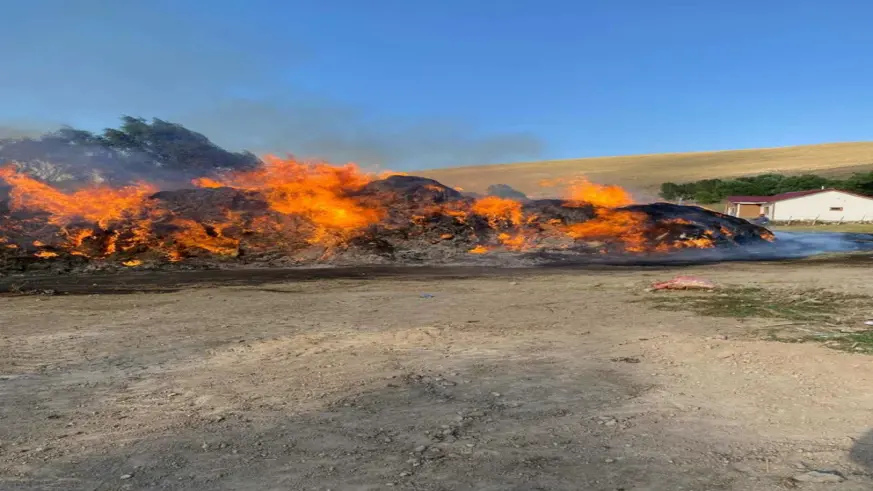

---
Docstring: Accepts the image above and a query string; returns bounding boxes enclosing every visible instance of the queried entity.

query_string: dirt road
[1,259,872,490]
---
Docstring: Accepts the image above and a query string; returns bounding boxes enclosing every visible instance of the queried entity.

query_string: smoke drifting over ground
[552,231,873,267]
[769,231,873,257]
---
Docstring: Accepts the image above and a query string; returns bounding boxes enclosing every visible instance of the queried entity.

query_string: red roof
[726,189,830,203]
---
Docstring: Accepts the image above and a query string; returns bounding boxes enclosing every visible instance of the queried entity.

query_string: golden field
[420,141,873,199]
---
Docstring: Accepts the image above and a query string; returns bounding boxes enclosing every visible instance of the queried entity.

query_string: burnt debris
[0,173,774,274]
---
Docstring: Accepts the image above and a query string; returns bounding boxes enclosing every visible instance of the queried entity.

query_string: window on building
[830,207,843,211]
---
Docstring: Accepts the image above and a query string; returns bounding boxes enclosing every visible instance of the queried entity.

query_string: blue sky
[3,0,873,169]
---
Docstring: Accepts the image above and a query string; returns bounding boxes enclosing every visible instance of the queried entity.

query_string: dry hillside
[420,141,873,199]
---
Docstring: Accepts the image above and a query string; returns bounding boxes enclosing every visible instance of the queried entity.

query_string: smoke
[0,1,276,121]
[535,230,873,268]
[0,131,168,188]
[0,121,62,140]
[178,99,543,170]
[652,231,873,264]
[2,1,544,172]
[768,231,873,256]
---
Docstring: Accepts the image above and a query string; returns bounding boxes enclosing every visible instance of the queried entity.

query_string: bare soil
[2,259,873,490]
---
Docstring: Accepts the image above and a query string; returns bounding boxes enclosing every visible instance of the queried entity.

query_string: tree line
[659,172,873,204]
[0,116,260,186]
[0,116,537,201]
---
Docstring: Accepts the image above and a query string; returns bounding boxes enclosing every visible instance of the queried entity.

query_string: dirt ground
[2,259,873,490]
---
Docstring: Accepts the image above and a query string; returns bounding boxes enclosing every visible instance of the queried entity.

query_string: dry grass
[420,141,873,198]
[644,287,873,353]
[645,287,866,322]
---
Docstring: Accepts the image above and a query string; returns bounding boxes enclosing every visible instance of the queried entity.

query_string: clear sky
[3,0,873,169]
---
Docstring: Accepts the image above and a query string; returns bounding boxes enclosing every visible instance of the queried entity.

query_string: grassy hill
[420,142,873,200]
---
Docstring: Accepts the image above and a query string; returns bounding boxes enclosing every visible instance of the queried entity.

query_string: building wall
[737,203,762,218]
[773,191,873,221]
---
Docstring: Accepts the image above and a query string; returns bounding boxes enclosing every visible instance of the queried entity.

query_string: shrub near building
[659,172,873,204]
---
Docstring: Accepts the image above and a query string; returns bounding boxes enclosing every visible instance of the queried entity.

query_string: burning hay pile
[0,157,774,273]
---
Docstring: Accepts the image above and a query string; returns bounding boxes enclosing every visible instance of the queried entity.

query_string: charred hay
[0,175,774,274]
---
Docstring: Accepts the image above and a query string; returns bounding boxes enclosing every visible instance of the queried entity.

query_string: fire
[532,177,647,251]
[563,178,634,208]
[497,232,528,251]
[538,177,634,208]
[565,209,649,252]
[0,166,155,228]
[682,236,715,248]
[167,217,240,258]
[378,171,409,179]
[471,196,523,228]
[0,157,387,262]
[462,178,718,255]
[0,156,735,266]
[192,177,223,189]
[193,155,382,247]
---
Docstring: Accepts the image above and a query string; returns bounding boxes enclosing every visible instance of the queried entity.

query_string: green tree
[657,171,873,204]
[0,116,264,185]
[842,171,873,195]
[659,182,680,200]
[659,182,696,201]
[773,174,831,194]
[99,116,260,175]
[693,190,721,204]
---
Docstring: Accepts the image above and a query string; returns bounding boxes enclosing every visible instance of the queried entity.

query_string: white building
[725,189,873,222]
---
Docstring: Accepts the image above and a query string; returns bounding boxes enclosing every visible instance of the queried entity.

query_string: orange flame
[497,232,528,251]
[193,155,381,247]
[565,209,649,252]
[0,166,156,228]
[471,196,523,228]
[168,218,240,257]
[0,159,725,264]
[563,178,634,208]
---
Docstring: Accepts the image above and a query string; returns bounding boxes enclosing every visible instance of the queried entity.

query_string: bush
[659,172,872,203]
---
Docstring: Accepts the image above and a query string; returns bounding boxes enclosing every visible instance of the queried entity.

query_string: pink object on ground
[651,276,717,291]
